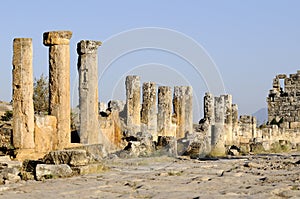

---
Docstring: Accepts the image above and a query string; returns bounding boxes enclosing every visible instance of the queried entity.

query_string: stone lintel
[43,31,72,46]
[77,40,102,55]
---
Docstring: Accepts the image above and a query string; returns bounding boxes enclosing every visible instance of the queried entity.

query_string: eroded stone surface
[141,82,157,141]
[77,40,102,144]
[42,150,89,167]
[12,38,35,149]
[44,31,72,150]
[35,164,73,181]
[125,76,141,134]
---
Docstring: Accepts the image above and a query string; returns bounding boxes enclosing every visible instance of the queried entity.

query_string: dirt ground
[0,153,299,199]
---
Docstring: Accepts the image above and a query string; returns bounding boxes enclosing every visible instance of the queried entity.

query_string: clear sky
[1,0,300,120]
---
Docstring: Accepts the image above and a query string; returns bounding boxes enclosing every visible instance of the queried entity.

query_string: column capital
[77,40,102,54]
[43,31,72,46]
[13,38,32,45]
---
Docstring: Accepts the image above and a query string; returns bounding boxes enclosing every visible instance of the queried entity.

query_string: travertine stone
[157,86,173,137]
[232,104,239,144]
[173,86,193,139]
[141,82,157,141]
[210,124,226,157]
[204,93,215,124]
[43,31,72,149]
[12,38,35,149]
[125,76,141,134]
[34,115,57,153]
[210,96,226,156]
[223,95,233,145]
[77,40,102,144]
[267,71,300,129]
[184,86,193,135]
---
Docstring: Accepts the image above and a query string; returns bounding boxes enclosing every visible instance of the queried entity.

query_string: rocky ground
[0,153,299,199]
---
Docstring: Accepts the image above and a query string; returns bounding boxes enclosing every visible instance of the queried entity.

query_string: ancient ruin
[43,31,72,150]
[12,38,35,150]
[0,30,300,186]
[77,40,102,144]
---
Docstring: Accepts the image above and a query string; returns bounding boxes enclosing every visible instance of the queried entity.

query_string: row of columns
[125,76,193,140]
[12,31,102,150]
[11,30,192,150]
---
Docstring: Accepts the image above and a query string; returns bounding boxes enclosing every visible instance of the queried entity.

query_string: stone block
[72,163,107,175]
[34,115,57,153]
[35,164,73,181]
[290,122,300,129]
[43,150,89,166]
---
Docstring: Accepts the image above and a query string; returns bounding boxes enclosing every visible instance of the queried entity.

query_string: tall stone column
[232,104,239,145]
[125,75,141,134]
[12,38,35,149]
[157,86,173,137]
[210,95,226,156]
[43,31,72,149]
[77,40,102,144]
[184,86,193,136]
[223,95,233,145]
[204,93,215,124]
[173,86,186,139]
[141,82,157,141]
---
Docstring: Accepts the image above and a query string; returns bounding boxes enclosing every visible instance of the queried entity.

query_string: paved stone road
[0,154,299,199]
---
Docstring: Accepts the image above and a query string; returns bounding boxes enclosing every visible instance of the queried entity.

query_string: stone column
[173,86,186,139]
[232,104,239,145]
[157,86,173,137]
[184,86,193,136]
[141,82,157,141]
[43,31,72,149]
[12,38,35,149]
[77,40,102,144]
[125,75,141,134]
[210,95,226,156]
[223,95,233,145]
[204,93,215,124]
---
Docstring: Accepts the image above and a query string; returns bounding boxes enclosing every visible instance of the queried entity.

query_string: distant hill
[252,108,268,125]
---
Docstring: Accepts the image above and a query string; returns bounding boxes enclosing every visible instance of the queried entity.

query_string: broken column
[231,104,239,145]
[125,75,141,134]
[184,86,193,136]
[157,86,173,136]
[210,95,226,156]
[77,40,102,144]
[223,95,233,145]
[141,82,157,141]
[12,38,35,149]
[43,31,72,149]
[204,93,215,124]
[173,86,193,139]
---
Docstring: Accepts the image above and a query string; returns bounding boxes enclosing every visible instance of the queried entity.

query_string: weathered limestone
[125,76,141,134]
[35,164,73,181]
[77,40,102,144]
[223,95,233,145]
[43,31,72,149]
[141,82,157,141]
[43,150,89,166]
[173,86,193,139]
[12,38,35,149]
[267,71,300,128]
[34,115,57,153]
[210,95,226,156]
[204,93,215,124]
[157,86,173,137]
[184,87,193,136]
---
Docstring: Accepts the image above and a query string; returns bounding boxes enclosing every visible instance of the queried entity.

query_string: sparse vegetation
[33,74,49,115]
[1,111,13,121]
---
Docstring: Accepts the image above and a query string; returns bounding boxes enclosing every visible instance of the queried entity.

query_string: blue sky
[1,0,300,119]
